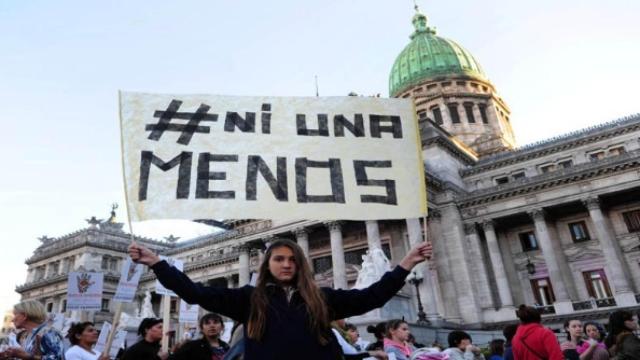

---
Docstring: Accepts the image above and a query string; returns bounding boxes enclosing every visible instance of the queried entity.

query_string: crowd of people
[1,238,639,359]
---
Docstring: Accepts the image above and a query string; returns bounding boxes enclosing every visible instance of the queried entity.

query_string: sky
[1,0,639,312]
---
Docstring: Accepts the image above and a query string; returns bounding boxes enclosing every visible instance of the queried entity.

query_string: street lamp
[526,256,536,275]
[406,270,429,325]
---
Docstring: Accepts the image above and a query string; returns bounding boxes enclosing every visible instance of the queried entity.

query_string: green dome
[389,11,487,97]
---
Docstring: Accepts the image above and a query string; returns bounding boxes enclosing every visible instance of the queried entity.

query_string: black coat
[121,339,161,360]
[170,338,229,360]
[151,260,410,360]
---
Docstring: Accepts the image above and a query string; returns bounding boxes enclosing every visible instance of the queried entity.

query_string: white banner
[67,272,104,311]
[120,92,427,221]
[114,258,143,302]
[178,300,199,324]
[95,322,127,358]
[155,256,184,296]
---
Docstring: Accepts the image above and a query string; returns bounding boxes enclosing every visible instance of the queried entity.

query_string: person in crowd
[443,330,484,360]
[365,322,387,351]
[171,313,229,360]
[121,317,168,360]
[383,319,415,360]
[502,324,518,360]
[65,322,109,360]
[488,339,505,360]
[222,323,244,360]
[561,319,584,360]
[332,320,387,360]
[511,305,563,360]
[344,323,369,351]
[407,333,425,349]
[129,239,433,360]
[0,300,64,360]
[605,310,640,359]
[576,321,609,360]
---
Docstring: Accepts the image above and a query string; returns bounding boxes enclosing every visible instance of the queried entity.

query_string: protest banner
[67,272,104,311]
[114,257,143,302]
[120,92,427,221]
[178,300,199,324]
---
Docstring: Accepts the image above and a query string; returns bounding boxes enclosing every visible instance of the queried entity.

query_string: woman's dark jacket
[151,260,410,360]
[170,338,229,360]
[121,339,161,360]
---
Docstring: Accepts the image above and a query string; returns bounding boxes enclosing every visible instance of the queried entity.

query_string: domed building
[390,8,516,157]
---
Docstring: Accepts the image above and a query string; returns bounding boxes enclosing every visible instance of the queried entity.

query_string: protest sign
[67,272,103,311]
[114,257,143,302]
[155,256,184,296]
[120,92,427,221]
[178,299,199,324]
[95,322,127,358]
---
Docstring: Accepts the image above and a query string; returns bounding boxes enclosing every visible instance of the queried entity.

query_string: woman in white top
[65,322,108,360]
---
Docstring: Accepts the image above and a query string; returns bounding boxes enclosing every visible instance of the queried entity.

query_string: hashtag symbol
[145,99,218,145]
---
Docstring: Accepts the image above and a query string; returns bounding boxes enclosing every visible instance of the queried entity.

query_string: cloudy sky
[1,0,638,312]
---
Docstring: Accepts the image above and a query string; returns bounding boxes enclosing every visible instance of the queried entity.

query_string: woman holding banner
[129,238,432,360]
[65,322,109,360]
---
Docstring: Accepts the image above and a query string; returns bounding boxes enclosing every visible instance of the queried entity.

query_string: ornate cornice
[481,219,495,231]
[583,197,601,211]
[461,114,640,176]
[422,136,477,165]
[458,149,640,208]
[324,221,343,232]
[528,209,546,222]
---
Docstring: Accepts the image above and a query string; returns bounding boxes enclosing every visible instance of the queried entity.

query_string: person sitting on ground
[577,321,609,360]
[443,330,484,360]
[365,322,387,351]
[488,339,505,360]
[121,317,168,360]
[65,322,109,360]
[511,305,563,360]
[332,319,387,360]
[1,300,65,360]
[129,238,433,360]
[502,324,518,360]
[605,310,640,360]
[171,313,229,360]
[383,319,415,360]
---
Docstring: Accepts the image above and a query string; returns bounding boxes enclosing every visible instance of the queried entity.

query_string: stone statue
[353,248,391,289]
[140,290,156,318]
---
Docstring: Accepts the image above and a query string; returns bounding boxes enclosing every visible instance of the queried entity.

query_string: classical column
[406,218,440,322]
[463,223,494,310]
[325,221,347,289]
[365,220,382,251]
[528,209,570,302]
[294,228,311,261]
[428,210,461,321]
[583,197,636,305]
[237,245,251,287]
[482,220,514,308]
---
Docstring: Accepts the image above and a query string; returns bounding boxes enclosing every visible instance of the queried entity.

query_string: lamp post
[406,270,429,325]
[526,255,536,275]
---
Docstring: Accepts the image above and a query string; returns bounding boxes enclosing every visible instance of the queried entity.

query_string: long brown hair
[246,239,331,345]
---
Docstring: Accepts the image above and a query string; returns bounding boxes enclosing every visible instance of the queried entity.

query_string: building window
[101,299,110,312]
[558,159,573,169]
[418,111,428,121]
[531,278,556,306]
[622,210,640,232]
[478,104,489,124]
[170,299,178,314]
[312,256,332,273]
[101,256,109,270]
[539,164,556,174]
[46,303,53,313]
[512,172,526,181]
[519,231,539,251]
[495,176,509,185]
[589,151,605,162]
[447,103,460,124]
[61,300,67,313]
[609,146,626,156]
[568,221,590,242]
[463,103,476,123]
[431,106,443,125]
[583,270,612,299]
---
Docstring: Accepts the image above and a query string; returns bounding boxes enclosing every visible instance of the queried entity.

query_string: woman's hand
[5,347,29,359]
[128,242,161,267]
[399,242,433,271]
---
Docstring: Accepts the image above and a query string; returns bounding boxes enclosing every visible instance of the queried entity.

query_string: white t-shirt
[65,345,101,360]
